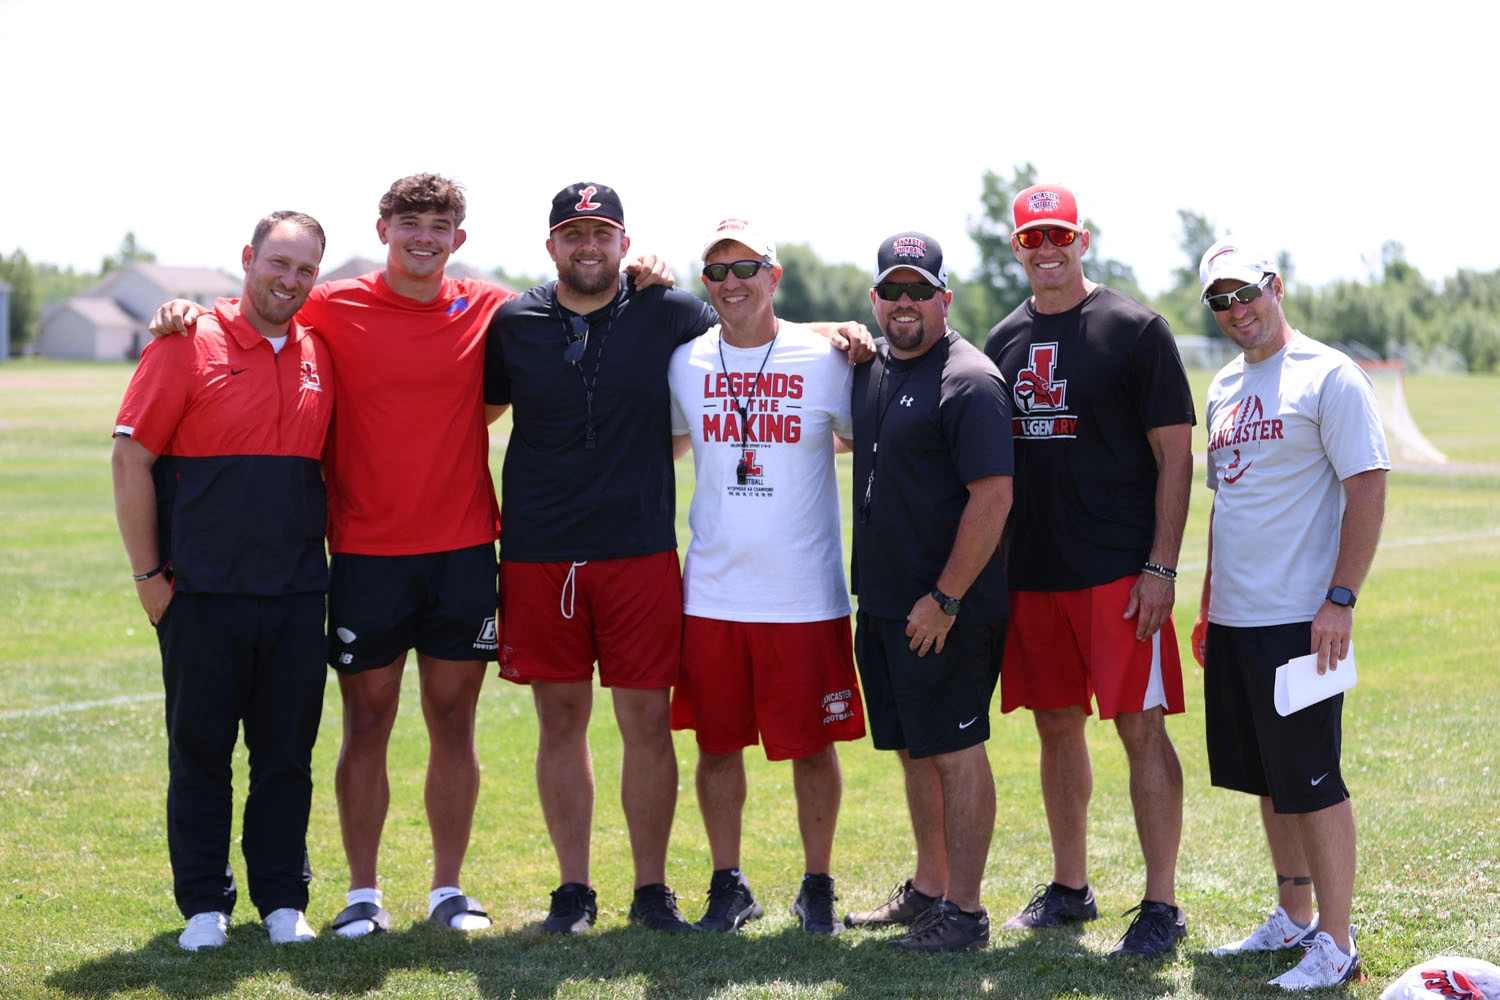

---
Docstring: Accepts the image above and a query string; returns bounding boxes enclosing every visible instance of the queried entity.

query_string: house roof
[58,296,139,328]
[86,262,238,300]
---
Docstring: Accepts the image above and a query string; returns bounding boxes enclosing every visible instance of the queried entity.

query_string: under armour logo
[574,185,601,211]
[899,395,914,406]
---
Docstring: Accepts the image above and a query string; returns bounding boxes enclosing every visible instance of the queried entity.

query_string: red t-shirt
[300,272,514,555]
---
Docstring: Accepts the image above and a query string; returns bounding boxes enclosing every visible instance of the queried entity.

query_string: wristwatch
[1325,586,1357,608]
[930,587,961,616]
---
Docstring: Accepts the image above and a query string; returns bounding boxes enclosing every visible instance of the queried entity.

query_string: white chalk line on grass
[0,692,162,721]
[1135,526,1500,575]
[5,529,1498,720]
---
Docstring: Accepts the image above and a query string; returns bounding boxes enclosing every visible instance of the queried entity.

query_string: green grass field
[1,359,1497,999]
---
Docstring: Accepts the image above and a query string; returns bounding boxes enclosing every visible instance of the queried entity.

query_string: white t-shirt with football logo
[668,321,854,623]
[1205,332,1389,627]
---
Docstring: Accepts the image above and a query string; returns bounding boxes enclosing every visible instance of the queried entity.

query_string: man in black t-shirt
[983,184,1195,957]
[845,232,1013,953]
[484,182,713,936]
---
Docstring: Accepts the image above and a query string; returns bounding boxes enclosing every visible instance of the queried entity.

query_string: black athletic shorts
[328,542,499,673]
[1204,621,1348,813]
[854,610,1004,759]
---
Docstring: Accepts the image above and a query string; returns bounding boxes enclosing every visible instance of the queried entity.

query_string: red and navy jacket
[114,298,335,596]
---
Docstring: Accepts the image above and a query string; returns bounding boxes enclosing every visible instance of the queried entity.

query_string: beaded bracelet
[1141,562,1177,582]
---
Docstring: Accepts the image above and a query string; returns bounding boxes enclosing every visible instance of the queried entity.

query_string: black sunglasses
[702,260,773,283]
[1204,274,1273,312]
[875,281,941,302]
[563,315,588,365]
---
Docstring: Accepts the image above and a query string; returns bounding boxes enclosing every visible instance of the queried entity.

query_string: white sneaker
[1270,929,1359,990]
[1212,906,1319,955]
[179,911,228,951]
[263,907,316,944]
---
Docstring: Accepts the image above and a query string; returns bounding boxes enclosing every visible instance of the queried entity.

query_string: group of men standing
[113,175,1386,990]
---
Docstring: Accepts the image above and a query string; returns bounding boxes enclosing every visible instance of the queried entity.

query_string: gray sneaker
[1001,882,1099,930]
[843,878,939,929]
[889,900,989,953]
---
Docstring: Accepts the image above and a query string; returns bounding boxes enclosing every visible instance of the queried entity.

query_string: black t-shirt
[984,286,1195,591]
[851,330,1013,623]
[484,278,717,561]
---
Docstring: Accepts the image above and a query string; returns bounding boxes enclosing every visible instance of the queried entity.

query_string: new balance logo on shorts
[474,616,499,653]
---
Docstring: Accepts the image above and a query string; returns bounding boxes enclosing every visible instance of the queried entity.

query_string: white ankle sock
[429,886,489,930]
[335,887,383,938]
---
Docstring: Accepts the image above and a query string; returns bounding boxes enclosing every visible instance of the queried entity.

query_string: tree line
[6,185,1499,372]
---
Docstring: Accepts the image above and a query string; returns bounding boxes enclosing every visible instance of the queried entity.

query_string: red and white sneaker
[1212,906,1319,955]
[1270,929,1359,990]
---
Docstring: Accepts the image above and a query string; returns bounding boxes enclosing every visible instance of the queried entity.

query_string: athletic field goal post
[1356,360,1448,466]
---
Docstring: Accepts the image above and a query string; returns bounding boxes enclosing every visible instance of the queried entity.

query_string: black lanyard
[860,347,918,523]
[555,291,621,450]
[715,326,779,485]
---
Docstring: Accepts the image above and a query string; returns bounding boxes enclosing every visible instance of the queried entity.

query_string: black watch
[1325,586,1357,608]
[930,587,961,616]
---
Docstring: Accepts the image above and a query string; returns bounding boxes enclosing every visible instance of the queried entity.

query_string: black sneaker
[843,878,940,928]
[791,873,840,935]
[1001,882,1099,930]
[542,882,597,933]
[628,883,695,933]
[1111,899,1187,957]
[889,900,989,953]
[694,869,763,933]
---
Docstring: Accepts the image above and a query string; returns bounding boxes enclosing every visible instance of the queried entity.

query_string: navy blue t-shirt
[851,330,1014,623]
[484,277,717,561]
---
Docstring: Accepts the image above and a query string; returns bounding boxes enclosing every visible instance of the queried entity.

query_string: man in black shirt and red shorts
[846,232,1013,952]
[984,184,1195,957]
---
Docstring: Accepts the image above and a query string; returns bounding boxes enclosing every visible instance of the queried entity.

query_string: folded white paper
[1274,642,1357,717]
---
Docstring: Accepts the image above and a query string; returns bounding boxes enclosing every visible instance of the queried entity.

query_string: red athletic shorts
[671,616,865,761]
[1000,575,1185,719]
[498,550,682,689]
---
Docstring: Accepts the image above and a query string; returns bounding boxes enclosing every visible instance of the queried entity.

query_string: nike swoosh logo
[230,368,249,375]
[958,717,979,730]
[1310,772,1329,786]
[1282,933,1301,944]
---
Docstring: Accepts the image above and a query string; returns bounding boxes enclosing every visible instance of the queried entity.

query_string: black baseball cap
[549,181,625,231]
[874,231,947,287]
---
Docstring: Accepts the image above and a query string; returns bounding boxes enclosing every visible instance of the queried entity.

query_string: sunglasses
[874,281,941,302]
[1013,227,1079,250]
[1204,274,1273,312]
[702,260,773,283]
[563,315,588,365]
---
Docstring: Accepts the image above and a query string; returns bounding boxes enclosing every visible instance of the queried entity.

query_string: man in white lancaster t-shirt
[1192,238,1388,991]
[667,218,867,936]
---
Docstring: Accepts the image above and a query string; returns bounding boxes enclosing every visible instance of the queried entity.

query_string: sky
[2,0,1494,300]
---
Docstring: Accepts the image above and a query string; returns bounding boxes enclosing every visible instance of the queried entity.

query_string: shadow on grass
[47,919,1221,999]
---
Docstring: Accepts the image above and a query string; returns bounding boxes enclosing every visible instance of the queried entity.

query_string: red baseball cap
[1011,184,1082,235]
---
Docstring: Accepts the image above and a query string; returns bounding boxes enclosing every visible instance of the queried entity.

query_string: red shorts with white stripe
[497,550,682,689]
[671,616,865,761]
[1000,575,1185,719]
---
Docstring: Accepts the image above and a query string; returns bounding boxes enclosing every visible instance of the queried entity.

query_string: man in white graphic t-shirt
[667,218,866,937]
[1193,238,1388,991]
